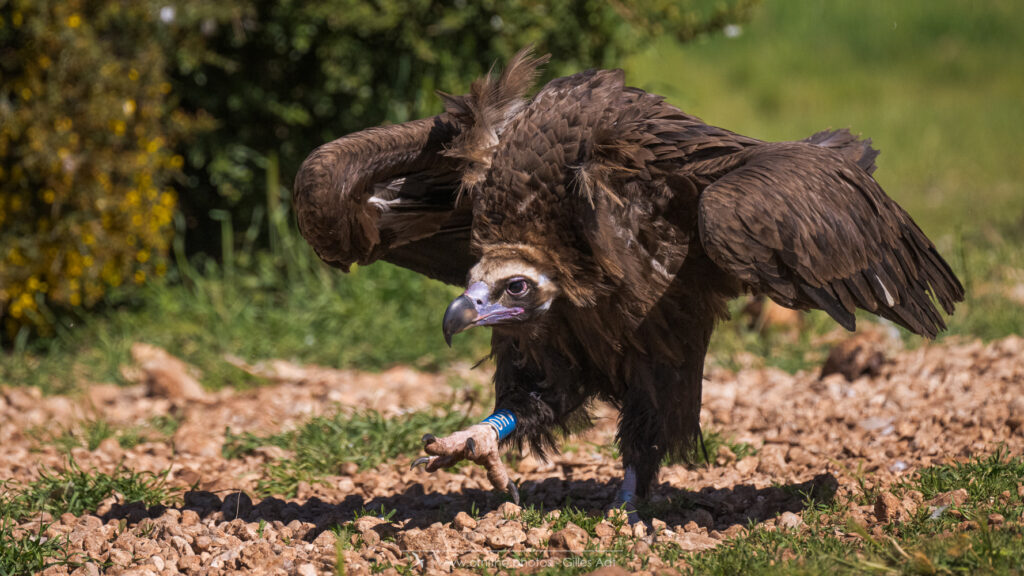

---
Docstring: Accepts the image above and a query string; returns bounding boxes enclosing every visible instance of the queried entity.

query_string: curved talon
[421,433,437,445]
[411,456,433,470]
[465,437,476,459]
[506,479,520,506]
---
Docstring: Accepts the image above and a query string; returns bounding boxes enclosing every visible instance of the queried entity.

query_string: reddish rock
[131,343,207,401]
[548,522,589,557]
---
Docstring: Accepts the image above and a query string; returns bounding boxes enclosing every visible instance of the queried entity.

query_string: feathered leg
[616,384,668,506]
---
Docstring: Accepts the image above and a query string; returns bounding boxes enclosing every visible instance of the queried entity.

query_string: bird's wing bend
[697,138,963,337]
[293,115,475,285]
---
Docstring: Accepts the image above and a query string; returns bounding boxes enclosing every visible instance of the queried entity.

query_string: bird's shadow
[101,472,837,543]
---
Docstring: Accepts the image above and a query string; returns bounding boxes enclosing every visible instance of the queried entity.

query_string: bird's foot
[411,424,519,504]
[608,466,640,524]
[608,492,641,525]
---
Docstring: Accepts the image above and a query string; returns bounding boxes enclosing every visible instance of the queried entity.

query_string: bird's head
[442,251,560,346]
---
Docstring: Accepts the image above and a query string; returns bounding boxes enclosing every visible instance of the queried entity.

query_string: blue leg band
[481,409,517,441]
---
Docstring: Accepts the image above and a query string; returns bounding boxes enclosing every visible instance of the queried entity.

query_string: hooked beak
[442,282,524,347]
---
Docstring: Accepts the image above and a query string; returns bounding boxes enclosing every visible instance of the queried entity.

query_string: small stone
[353,516,386,534]
[486,524,527,549]
[928,488,969,508]
[178,557,201,572]
[180,510,200,527]
[631,539,651,556]
[777,512,803,530]
[594,521,617,543]
[109,548,132,566]
[548,522,589,557]
[671,531,719,552]
[736,457,759,475]
[496,502,521,518]
[313,530,337,549]
[632,522,647,539]
[150,555,165,571]
[452,511,477,531]
[988,513,1005,526]
[875,492,906,523]
[194,535,213,552]
[525,526,551,548]
[132,342,206,400]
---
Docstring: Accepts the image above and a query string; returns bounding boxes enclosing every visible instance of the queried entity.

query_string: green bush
[0,0,200,337]
[0,0,754,341]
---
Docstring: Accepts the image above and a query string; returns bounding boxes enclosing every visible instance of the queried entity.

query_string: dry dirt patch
[1,334,1023,575]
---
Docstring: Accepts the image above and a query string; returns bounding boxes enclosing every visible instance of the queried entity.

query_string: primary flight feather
[293,48,963,512]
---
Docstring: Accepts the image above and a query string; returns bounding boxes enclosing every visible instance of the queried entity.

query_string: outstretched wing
[697,138,963,338]
[293,115,475,285]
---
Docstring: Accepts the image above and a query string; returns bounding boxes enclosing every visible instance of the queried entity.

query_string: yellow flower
[67,14,81,28]
[136,249,150,263]
[123,99,136,116]
[129,69,139,82]
[70,293,82,306]
[43,190,56,204]
[113,120,126,135]
[134,270,146,284]
[170,155,184,168]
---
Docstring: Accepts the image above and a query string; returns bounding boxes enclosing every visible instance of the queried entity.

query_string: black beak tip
[442,294,476,347]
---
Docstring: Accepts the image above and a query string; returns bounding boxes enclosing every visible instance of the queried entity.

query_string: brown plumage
[294,48,963,506]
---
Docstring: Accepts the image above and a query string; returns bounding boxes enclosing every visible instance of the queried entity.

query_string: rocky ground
[2,331,1023,575]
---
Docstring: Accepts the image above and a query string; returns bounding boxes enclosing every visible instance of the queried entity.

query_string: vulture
[293,49,963,513]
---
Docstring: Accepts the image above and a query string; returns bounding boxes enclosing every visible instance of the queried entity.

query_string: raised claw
[465,437,476,458]
[506,479,520,506]
[411,456,433,470]
[421,433,437,445]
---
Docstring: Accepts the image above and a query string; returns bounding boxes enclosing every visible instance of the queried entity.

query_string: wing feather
[697,139,963,338]
[293,115,473,285]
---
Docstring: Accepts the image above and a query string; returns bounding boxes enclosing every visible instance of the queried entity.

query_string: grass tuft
[223,408,478,496]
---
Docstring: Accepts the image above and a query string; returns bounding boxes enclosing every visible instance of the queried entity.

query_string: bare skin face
[442,256,560,345]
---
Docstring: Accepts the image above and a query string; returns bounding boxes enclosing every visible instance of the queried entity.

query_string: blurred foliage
[0,0,754,340]
[0,0,203,337]
[157,0,756,253]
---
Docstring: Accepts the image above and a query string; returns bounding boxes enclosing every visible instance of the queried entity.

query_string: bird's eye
[506,279,529,297]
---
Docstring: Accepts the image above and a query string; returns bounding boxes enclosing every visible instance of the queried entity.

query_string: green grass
[683,451,1024,575]
[27,415,182,453]
[0,461,175,522]
[0,523,83,576]
[223,408,479,496]
[0,461,175,575]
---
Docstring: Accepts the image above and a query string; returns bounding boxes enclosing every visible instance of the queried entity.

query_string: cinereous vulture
[293,48,963,513]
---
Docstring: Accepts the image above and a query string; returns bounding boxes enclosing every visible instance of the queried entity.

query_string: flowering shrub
[0,0,195,336]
